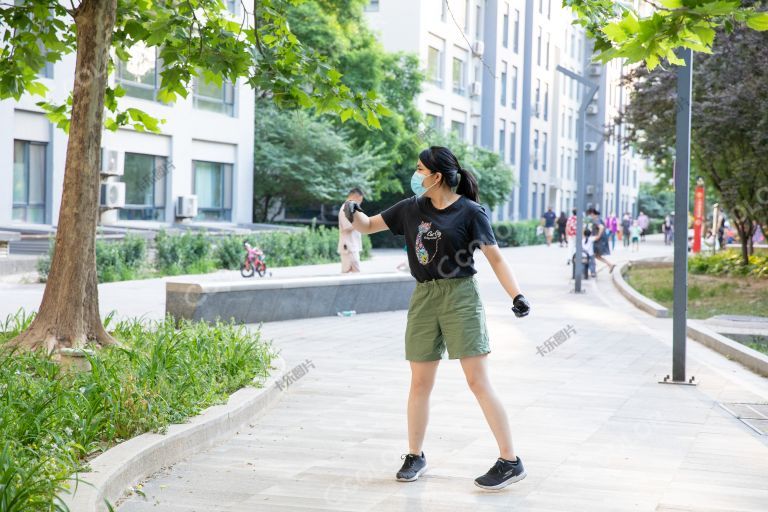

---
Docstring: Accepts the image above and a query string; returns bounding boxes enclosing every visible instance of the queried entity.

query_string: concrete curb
[687,321,768,378]
[62,356,286,512]
[612,261,669,318]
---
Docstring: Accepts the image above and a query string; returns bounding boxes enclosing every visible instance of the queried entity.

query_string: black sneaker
[396,452,427,482]
[474,456,526,490]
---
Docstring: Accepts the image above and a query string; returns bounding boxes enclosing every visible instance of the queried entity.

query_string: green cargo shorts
[405,276,491,361]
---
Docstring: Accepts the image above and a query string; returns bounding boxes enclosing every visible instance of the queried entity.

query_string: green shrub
[688,250,768,278]
[38,235,147,283]
[0,310,274,511]
[154,230,215,275]
[491,220,544,247]
[213,227,371,270]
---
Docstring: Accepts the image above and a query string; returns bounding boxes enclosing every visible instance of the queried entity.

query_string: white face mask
[410,171,439,196]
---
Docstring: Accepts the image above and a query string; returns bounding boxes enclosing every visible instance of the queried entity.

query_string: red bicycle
[241,241,267,278]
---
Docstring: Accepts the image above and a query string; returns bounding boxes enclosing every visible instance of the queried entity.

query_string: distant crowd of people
[542,207,653,278]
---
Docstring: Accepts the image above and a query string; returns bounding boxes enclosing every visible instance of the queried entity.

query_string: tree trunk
[8,0,118,353]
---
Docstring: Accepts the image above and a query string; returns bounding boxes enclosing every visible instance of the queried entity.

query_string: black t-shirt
[542,211,556,227]
[380,195,497,282]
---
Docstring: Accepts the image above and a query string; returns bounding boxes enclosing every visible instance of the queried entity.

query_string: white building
[0,10,254,230]
[365,0,649,220]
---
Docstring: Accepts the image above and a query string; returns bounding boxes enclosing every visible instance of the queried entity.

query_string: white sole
[474,470,527,491]
[396,464,428,482]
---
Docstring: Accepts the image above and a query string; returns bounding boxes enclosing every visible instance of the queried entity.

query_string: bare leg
[595,254,616,272]
[460,354,516,461]
[407,360,440,455]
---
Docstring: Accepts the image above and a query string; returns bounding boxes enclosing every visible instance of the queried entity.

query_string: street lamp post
[557,65,598,293]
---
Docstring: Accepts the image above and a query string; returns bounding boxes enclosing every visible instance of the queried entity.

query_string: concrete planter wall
[166,273,417,324]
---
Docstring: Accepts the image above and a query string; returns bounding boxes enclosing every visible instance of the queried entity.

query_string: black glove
[343,200,364,223]
[511,294,530,318]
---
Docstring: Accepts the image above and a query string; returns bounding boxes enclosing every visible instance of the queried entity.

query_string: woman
[556,211,568,247]
[342,146,531,491]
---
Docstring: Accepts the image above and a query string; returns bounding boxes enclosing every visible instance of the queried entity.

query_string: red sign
[692,184,705,253]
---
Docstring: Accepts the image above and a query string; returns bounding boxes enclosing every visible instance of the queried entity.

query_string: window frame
[193,160,234,221]
[12,140,47,223]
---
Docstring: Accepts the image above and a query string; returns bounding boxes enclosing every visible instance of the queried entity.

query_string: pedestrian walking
[621,212,631,248]
[541,206,557,247]
[565,208,578,249]
[606,212,618,251]
[637,211,649,242]
[556,211,568,247]
[587,208,616,274]
[630,220,641,252]
[582,227,596,277]
[342,146,531,490]
[337,187,364,273]
[663,214,673,245]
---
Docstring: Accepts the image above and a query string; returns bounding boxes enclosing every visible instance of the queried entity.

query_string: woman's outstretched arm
[349,210,390,235]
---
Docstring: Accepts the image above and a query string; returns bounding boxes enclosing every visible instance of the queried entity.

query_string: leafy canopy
[0,0,389,131]
[567,0,768,69]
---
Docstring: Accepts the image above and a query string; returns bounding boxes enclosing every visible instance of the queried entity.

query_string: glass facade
[194,161,233,221]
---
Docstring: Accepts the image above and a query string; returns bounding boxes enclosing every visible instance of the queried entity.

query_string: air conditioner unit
[586,184,595,195]
[100,182,125,208]
[586,104,599,115]
[589,63,601,76]
[470,81,482,97]
[584,142,598,152]
[176,195,198,219]
[472,40,484,57]
[101,149,122,176]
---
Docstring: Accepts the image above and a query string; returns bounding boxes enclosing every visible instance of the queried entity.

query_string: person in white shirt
[338,187,365,273]
[582,228,597,277]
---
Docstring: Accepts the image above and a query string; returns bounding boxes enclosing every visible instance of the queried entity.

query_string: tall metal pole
[557,66,597,293]
[672,48,693,383]
[614,62,624,217]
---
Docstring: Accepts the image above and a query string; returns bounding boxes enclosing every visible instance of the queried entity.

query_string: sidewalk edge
[612,261,669,318]
[62,356,287,512]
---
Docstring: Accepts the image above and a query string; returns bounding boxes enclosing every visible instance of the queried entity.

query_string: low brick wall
[166,273,417,324]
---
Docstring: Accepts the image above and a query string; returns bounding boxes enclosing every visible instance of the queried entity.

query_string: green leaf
[746,13,768,31]
[26,81,49,97]
[660,0,683,8]
[366,109,380,130]
[340,108,354,122]
[603,22,628,43]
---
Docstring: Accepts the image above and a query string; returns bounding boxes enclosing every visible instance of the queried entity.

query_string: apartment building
[0,6,254,230]
[365,0,648,220]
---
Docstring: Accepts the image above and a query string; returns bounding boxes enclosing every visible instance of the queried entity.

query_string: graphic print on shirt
[415,221,442,265]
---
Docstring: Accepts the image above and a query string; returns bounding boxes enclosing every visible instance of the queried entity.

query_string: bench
[166,273,417,324]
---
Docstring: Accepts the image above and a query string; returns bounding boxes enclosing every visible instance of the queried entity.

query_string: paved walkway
[111,238,768,512]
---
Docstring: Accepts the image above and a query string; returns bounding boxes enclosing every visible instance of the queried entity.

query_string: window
[502,6,509,48]
[513,9,520,53]
[193,76,235,116]
[545,34,550,70]
[194,161,233,221]
[120,153,167,221]
[561,112,565,137]
[427,46,443,86]
[542,133,548,171]
[451,120,466,139]
[547,0,552,18]
[543,83,549,120]
[426,113,443,132]
[441,0,447,21]
[475,4,482,37]
[509,122,517,164]
[452,57,467,95]
[537,27,542,66]
[560,149,564,178]
[532,183,538,217]
[464,0,471,31]
[633,169,637,187]
[570,32,576,58]
[533,130,539,170]
[117,43,161,101]
[539,0,544,14]
[567,151,572,180]
[541,190,546,213]
[364,0,379,11]
[499,125,506,161]
[568,110,573,138]
[511,66,518,108]
[472,125,479,145]
[12,140,46,223]
[500,62,507,106]
[225,0,239,14]
[534,79,540,117]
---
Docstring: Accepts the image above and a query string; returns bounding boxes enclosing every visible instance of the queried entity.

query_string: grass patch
[625,267,768,319]
[0,311,274,511]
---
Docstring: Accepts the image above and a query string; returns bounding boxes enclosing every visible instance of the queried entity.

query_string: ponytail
[418,145,481,203]
[456,166,479,203]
